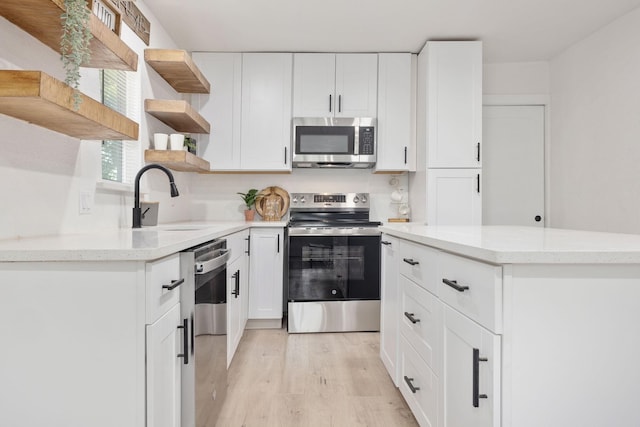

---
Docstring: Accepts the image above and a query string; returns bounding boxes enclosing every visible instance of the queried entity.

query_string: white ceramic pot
[153,133,168,150]
[169,133,184,150]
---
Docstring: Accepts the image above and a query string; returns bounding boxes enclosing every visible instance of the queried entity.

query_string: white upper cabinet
[192,52,242,170]
[419,41,482,168]
[375,53,416,172]
[293,53,378,118]
[241,53,293,171]
[427,169,482,225]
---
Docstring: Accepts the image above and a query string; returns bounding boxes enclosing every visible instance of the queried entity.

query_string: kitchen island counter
[380,223,640,264]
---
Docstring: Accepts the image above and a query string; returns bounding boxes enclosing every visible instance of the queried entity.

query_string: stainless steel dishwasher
[180,239,230,427]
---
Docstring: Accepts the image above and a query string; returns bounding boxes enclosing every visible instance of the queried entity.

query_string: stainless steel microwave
[292,117,376,168]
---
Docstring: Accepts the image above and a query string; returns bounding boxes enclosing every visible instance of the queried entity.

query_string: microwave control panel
[358,127,375,155]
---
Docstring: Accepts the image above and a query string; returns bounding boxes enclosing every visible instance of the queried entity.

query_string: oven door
[288,234,381,301]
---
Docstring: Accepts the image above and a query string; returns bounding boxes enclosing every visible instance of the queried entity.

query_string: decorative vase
[244,209,255,221]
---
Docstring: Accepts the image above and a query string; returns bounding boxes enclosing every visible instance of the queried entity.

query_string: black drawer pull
[473,348,489,407]
[162,278,184,291]
[381,241,392,246]
[403,258,419,266]
[404,376,420,394]
[404,312,420,324]
[442,278,469,292]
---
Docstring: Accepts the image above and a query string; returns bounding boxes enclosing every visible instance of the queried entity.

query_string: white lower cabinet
[380,235,400,385]
[146,303,182,427]
[248,228,284,323]
[225,229,250,367]
[399,335,440,427]
[442,305,500,427]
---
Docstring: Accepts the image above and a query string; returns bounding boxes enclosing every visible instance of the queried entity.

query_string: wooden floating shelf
[0,70,139,140]
[145,99,211,134]
[144,150,210,172]
[0,0,138,71]
[145,49,211,93]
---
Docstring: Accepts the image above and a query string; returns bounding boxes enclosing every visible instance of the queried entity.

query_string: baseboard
[245,318,283,329]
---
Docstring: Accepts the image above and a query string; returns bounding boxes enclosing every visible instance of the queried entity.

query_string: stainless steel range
[286,192,381,333]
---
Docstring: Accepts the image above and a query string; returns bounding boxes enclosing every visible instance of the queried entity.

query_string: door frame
[483,95,551,226]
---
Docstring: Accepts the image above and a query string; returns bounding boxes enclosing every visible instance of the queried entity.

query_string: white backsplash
[189,169,409,223]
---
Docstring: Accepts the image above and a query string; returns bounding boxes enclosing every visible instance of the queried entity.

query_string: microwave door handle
[195,249,230,274]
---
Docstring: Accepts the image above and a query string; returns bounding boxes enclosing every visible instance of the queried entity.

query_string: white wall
[549,7,640,234]
[0,1,193,240]
[484,61,550,95]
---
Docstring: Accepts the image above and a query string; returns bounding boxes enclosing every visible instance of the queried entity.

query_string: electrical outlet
[79,190,93,215]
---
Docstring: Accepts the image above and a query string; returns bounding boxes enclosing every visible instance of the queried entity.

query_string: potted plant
[184,136,197,154]
[237,189,259,221]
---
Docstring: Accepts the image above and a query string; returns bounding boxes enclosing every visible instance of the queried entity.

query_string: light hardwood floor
[216,328,418,427]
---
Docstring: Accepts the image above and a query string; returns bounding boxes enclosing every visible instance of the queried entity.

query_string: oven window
[295,126,354,154]
[288,235,380,301]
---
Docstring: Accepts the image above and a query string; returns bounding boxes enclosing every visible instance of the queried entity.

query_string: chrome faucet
[132,164,179,228]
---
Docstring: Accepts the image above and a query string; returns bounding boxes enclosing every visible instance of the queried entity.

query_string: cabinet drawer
[398,240,439,295]
[438,252,502,333]
[226,230,249,263]
[146,253,182,324]
[399,275,441,375]
[399,335,439,427]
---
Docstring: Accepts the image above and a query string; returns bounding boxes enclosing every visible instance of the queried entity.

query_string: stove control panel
[290,193,370,209]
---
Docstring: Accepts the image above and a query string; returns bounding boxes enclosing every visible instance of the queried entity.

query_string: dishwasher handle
[195,249,230,274]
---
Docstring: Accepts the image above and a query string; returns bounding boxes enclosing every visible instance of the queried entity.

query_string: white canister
[153,133,168,150]
[169,133,184,150]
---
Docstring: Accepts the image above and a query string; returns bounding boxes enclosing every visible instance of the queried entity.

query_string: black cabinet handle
[245,236,250,256]
[231,270,240,298]
[404,312,420,324]
[329,94,332,112]
[177,318,189,365]
[284,146,287,165]
[403,258,419,266]
[277,234,280,253]
[477,142,481,162]
[162,278,184,291]
[404,146,408,164]
[473,348,488,407]
[338,94,342,112]
[381,241,392,246]
[404,376,420,394]
[442,278,469,292]
[476,173,480,193]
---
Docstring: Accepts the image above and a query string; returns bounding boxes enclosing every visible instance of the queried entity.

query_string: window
[101,69,141,184]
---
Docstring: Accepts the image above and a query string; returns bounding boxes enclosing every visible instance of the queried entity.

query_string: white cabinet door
[146,303,182,427]
[293,53,377,118]
[442,305,500,427]
[423,41,482,168]
[192,52,242,170]
[240,53,292,171]
[375,53,415,172]
[227,255,243,367]
[380,235,400,386]
[248,228,284,320]
[335,54,378,118]
[293,53,336,117]
[427,169,482,225]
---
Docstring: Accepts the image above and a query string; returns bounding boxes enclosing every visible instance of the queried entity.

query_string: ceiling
[144,0,640,63]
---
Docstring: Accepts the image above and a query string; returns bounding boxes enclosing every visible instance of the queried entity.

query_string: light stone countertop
[0,221,287,262]
[380,224,640,264]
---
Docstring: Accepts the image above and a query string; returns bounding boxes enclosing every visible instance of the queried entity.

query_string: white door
[192,52,242,170]
[482,105,545,226]
[292,53,336,117]
[248,229,283,320]
[427,169,482,225]
[443,305,500,427]
[146,303,182,427]
[335,54,378,117]
[240,53,293,171]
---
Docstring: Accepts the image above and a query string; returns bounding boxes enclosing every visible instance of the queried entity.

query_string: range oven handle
[195,249,230,275]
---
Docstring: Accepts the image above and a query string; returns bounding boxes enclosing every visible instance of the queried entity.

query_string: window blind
[101,69,141,184]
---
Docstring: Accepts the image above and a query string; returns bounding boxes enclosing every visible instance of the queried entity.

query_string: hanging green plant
[61,0,93,110]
